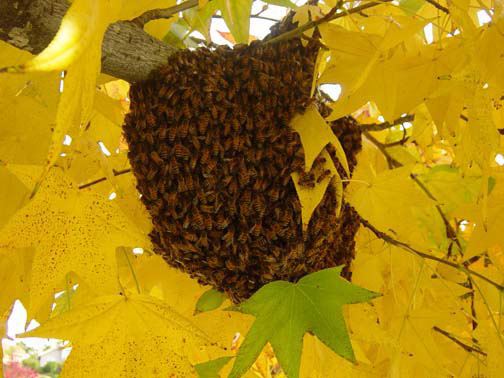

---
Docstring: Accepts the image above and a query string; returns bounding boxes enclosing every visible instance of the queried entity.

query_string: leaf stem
[471,277,504,349]
[122,247,141,295]
[78,168,131,190]
[432,326,487,356]
[424,0,450,14]
[360,114,415,132]
[132,0,200,27]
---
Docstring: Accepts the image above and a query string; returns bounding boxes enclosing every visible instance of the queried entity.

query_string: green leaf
[216,0,252,44]
[399,0,424,15]
[195,356,234,378]
[262,0,298,8]
[194,289,227,314]
[228,267,380,378]
[184,2,219,42]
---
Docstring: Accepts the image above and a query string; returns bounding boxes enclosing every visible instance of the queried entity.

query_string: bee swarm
[123,32,362,303]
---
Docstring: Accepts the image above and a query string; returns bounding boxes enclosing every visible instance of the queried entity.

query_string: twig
[212,14,280,23]
[360,114,415,132]
[425,0,450,14]
[132,0,200,27]
[265,0,393,45]
[363,131,463,253]
[361,218,504,292]
[382,137,409,147]
[78,168,131,190]
[432,326,487,356]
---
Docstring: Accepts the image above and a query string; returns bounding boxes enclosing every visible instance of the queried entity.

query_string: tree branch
[425,0,450,14]
[0,0,178,83]
[132,0,199,27]
[363,130,463,253]
[361,218,504,292]
[265,0,393,45]
[360,114,415,132]
[432,326,486,357]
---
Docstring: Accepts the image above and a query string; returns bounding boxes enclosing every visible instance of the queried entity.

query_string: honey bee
[185,232,198,242]
[227,87,236,100]
[174,144,190,159]
[197,233,209,248]
[185,175,194,191]
[143,131,154,145]
[317,169,332,183]
[250,222,262,237]
[163,192,177,206]
[228,178,238,194]
[199,113,210,134]
[169,157,179,175]
[232,135,242,151]
[178,122,189,139]
[219,108,227,123]
[210,106,218,120]
[252,195,265,215]
[150,151,163,166]
[146,166,157,181]
[216,213,230,230]
[222,230,234,246]
[189,154,198,170]
[146,185,158,200]
[192,211,204,230]
[268,187,280,202]
[178,176,188,192]
[168,126,177,142]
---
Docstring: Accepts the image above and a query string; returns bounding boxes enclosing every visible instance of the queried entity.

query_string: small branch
[364,130,463,253]
[78,168,131,190]
[425,0,450,14]
[132,0,200,27]
[265,0,393,45]
[432,326,486,356]
[361,219,504,292]
[382,137,409,147]
[361,114,415,132]
[212,14,280,22]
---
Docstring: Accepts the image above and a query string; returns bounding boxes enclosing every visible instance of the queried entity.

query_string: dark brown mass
[123,34,362,303]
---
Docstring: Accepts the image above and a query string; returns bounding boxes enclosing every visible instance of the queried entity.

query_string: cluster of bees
[123,25,362,302]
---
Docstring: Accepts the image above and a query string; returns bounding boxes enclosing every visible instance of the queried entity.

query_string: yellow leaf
[290,103,349,174]
[7,0,120,73]
[457,75,500,171]
[347,163,434,241]
[0,248,33,320]
[217,0,252,44]
[411,104,434,149]
[24,294,221,378]
[0,166,147,314]
[0,42,59,165]
[292,156,331,231]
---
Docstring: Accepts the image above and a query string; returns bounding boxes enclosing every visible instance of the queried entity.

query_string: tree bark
[0,0,178,83]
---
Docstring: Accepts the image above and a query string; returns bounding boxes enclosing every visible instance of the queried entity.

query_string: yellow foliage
[24,293,223,377]
[2,1,504,377]
[0,166,148,315]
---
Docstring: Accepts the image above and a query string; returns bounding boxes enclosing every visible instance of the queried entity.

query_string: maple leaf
[0,166,147,315]
[215,0,253,44]
[227,266,380,378]
[290,103,349,174]
[291,149,342,230]
[23,293,222,378]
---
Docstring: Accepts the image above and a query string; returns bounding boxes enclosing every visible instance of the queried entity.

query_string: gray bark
[0,0,178,83]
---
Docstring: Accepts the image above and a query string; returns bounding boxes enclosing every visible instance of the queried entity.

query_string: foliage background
[2,0,504,377]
